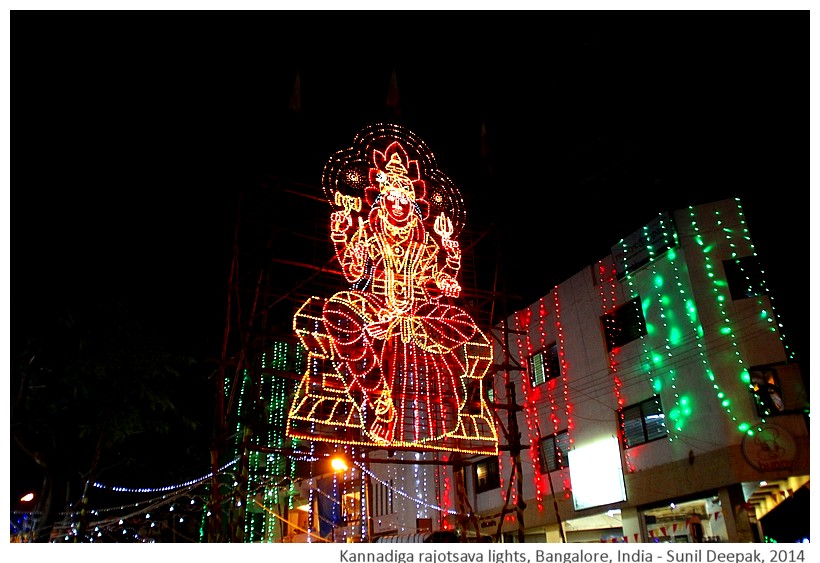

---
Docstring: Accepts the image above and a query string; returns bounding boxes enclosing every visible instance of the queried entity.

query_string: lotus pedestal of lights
[286,123,498,456]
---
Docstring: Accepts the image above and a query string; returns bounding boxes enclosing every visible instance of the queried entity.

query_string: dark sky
[11,9,809,495]
[13,11,808,362]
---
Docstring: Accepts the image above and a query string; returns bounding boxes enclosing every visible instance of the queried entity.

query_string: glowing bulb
[331,457,349,472]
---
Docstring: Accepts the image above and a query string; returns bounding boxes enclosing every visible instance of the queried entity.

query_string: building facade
[465,197,809,543]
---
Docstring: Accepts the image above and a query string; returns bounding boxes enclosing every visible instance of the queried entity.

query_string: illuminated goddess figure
[287,124,497,454]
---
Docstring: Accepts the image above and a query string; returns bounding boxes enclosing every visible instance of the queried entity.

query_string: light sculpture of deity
[286,124,497,454]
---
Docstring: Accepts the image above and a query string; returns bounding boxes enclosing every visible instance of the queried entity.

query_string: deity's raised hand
[331,210,353,233]
[335,190,362,214]
[434,212,454,239]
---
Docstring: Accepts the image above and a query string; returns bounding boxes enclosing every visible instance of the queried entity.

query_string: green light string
[688,203,755,435]
[645,219,691,439]
[267,342,302,540]
[663,242,711,438]
[722,199,795,362]
[618,234,670,441]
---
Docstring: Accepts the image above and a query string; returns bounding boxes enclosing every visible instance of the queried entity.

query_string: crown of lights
[322,122,466,237]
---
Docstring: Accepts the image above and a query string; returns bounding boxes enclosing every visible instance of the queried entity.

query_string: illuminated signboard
[568,437,627,510]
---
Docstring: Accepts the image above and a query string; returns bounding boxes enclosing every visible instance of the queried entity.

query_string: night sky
[10,11,809,499]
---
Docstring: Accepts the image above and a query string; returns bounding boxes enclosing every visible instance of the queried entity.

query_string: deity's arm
[432,212,461,277]
[422,233,462,299]
[440,236,461,278]
[330,210,369,283]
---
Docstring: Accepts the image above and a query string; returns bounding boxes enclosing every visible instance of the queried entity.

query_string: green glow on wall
[661,294,671,307]
[680,395,692,417]
[668,407,680,421]
[740,370,751,384]
[645,322,656,336]
[668,248,678,260]
[652,353,664,365]
[669,326,683,346]
[686,300,696,314]
[689,203,760,437]
[654,274,664,287]
[653,378,663,393]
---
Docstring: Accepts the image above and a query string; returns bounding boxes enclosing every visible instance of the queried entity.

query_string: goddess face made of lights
[287,131,497,454]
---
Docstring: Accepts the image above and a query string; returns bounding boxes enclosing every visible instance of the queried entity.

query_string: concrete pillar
[620,506,642,543]
[718,484,756,542]
[545,523,563,543]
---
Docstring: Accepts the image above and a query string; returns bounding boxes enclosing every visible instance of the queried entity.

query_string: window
[540,430,571,473]
[749,366,786,417]
[602,297,647,351]
[474,457,500,493]
[723,256,767,300]
[528,343,561,387]
[619,396,666,447]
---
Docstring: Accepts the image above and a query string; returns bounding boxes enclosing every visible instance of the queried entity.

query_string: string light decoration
[494,341,511,522]
[500,309,526,519]
[516,305,545,511]
[597,260,635,472]
[720,199,796,361]
[438,457,453,530]
[662,242,714,430]
[687,202,760,434]
[223,341,305,542]
[617,237,671,449]
[550,288,573,499]
[286,123,498,455]
[355,462,459,516]
[610,200,783,450]
[644,220,691,438]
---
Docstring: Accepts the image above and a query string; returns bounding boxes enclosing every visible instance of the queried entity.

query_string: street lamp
[331,456,349,472]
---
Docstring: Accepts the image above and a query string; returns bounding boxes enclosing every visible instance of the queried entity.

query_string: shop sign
[741,423,797,471]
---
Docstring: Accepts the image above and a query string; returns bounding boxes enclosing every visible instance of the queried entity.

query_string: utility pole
[489,317,528,543]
